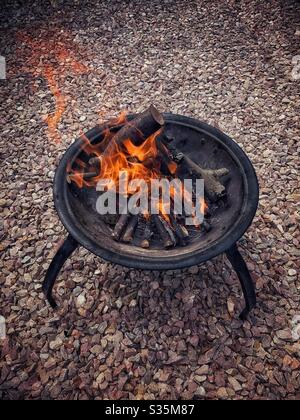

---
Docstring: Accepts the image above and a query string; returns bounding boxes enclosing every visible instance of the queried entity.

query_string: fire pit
[43,108,259,320]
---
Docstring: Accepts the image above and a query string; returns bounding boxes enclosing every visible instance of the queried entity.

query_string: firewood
[112,214,131,241]
[141,157,156,170]
[153,215,176,248]
[66,171,98,184]
[188,161,229,202]
[140,217,153,248]
[155,137,177,175]
[99,214,119,226]
[122,215,139,243]
[113,104,164,147]
[170,213,189,245]
[167,146,229,202]
[88,155,102,167]
[89,105,164,167]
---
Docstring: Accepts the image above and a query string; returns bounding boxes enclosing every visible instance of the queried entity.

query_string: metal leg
[226,243,257,320]
[42,235,78,309]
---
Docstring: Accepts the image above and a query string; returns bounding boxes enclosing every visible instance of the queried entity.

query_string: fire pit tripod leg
[42,235,79,309]
[226,244,257,321]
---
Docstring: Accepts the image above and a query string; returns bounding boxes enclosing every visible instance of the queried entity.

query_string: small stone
[188,266,199,275]
[0,199,7,208]
[195,365,209,375]
[24,273,32,283]
[49,337,63,350]
[288,269,297,276]
[189,335,199,347]
[44,357,57,370]
[150,281,160,290]
[96,372,105,384]
[227,298,235,316]
[276,329,292,340]
[194,375,207,384]
[195,386,206,397]
[0,316,6,340]
[90,345,102,355]
[228,376,242,392]
[115,297,123,309]
[76,293,86,307]
[217,387,228,398]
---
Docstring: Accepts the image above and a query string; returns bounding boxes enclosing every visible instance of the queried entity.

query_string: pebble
[76,294,86,307]
[228,377,242,392]
[188,266,199,275]
[217,388,228,399]
[288,269,297,276]
[49,337,63,350]
[0,316,6,340]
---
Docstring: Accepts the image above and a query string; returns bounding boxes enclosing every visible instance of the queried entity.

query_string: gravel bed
[0,0,299,400]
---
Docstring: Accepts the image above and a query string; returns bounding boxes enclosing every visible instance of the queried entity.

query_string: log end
[141,239,150,249]
[149,104,164,126]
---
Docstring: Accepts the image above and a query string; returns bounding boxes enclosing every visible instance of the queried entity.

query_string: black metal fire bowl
[43,113,259,320]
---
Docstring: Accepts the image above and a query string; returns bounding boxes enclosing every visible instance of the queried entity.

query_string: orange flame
[67,117,207,225]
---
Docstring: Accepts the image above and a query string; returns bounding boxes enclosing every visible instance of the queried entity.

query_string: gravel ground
[0,0,300,400]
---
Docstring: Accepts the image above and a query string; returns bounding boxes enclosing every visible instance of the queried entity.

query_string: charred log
[112,214,131,241]
[153,215,176,248]
[122,215,139,243]
[170,213,190,246]
[66,171,98,184]
[89,105,164,168]
[167,147,229,202]
[113,104,164,147]
[155,137,177,176]
[140,217,153,249]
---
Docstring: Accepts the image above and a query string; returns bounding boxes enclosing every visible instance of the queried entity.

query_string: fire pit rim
[53,113,259,270]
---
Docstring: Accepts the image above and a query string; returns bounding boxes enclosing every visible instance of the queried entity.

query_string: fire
[68,117,206,225]
[123,135,158,163]
[71,129,163,189]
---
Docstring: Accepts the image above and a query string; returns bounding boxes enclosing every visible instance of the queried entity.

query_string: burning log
[140,217,153,249]
[113,105,164,146]
[122,215,139,243]
[155,137,177,175]
[66,171,98,184]
[112,214,131,241]
[89,105,164,167]
[153,215,176,248]
[88,155,102,167]
[141,157,156,170]
[170,213,190,246]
